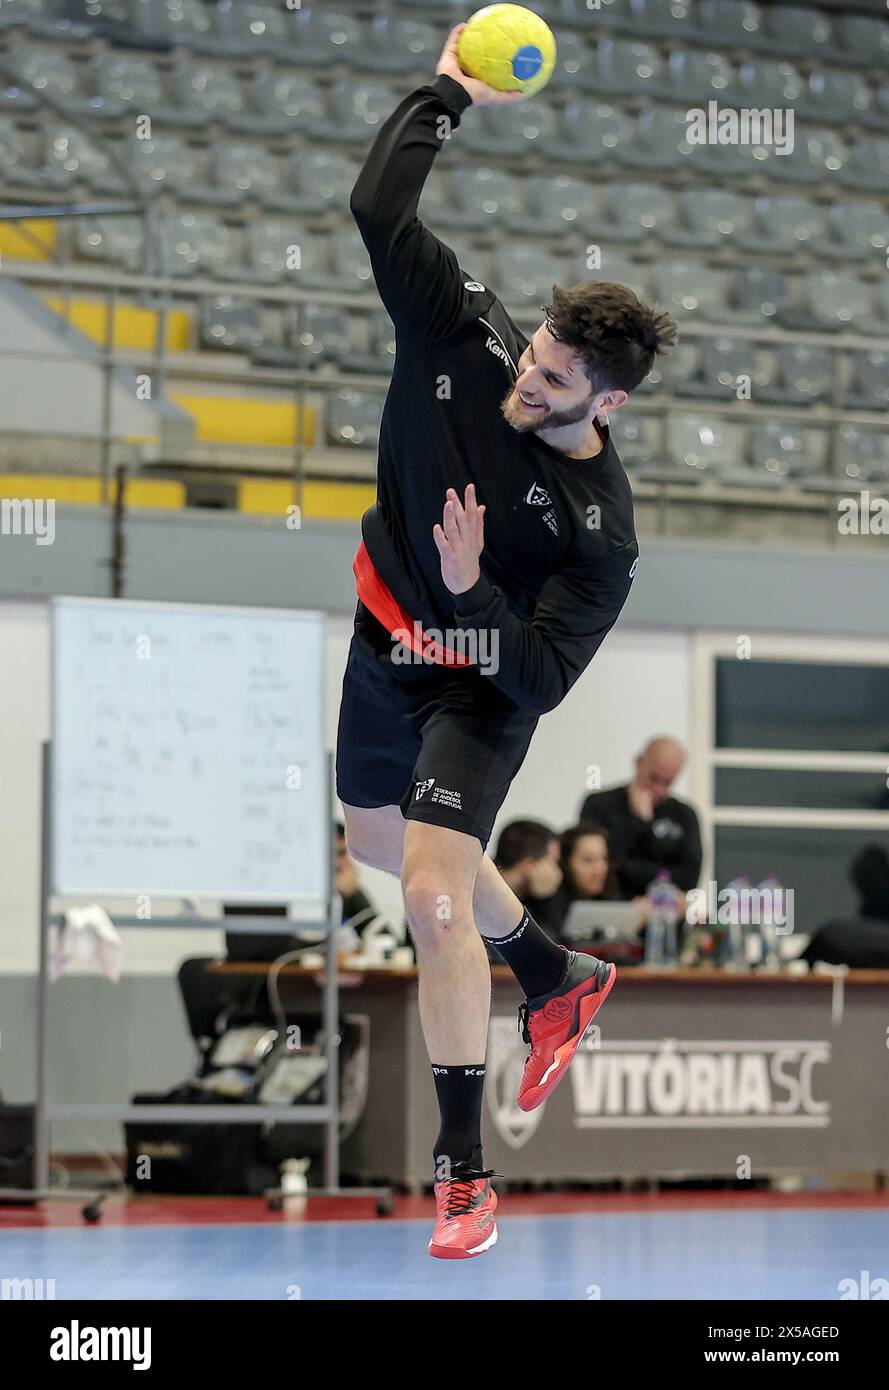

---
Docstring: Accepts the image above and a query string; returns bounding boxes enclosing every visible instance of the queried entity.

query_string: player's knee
[402,870,463,939]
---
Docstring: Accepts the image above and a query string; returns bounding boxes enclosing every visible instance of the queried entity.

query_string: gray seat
[287,148,361,217]
[247,221,328,283]
[0,115,64,190]
[552,29,597,94]
[762,127,846,185]
[592,38,664,97]
[758,345,834,405]
[292,9,364,66]
[158,212,236,276]
[350,16,440,75]
[44,124,124,194]
[87,53,166,121]
[844,351,889,411]
[628,0,707,41]
[521,175,602,236]
[544,0,634,31]
[325,80,400,144]
[608,412,662,468]
[327,389,384,450]
[622,105,695,172]
[253,71,328,140]
[747,422,826,481]
[339,308,396,375]
[200,296,266,353]
[592,255,649,302]
[367,310,397,370]
[650,263,727,321]
[126,132,209,198]
[656,46,733,104]
[796,68,870,125]
[837,426,889,483]
[214,143,288,205]
[549,100,635,164]
[131,0,217,50]
[76,215,145,272]
[666,414,744,475]
[732,59,803,110]
[5,41,81,108]
[603,181,675,243]
[495,245,569,305]
[676,338,759,400]
[757,5,834,59]
[832,16,889,68]
[825,202,889,263]
[697,0,763,46]
[500,104,563,159]
[783,272,872,331]
[329,227,374,293]
[729,267,788,323]
[170,60,248,125]
[437,167,526,233]
[864,82,889,133]
[653,340,701,393]
[666,189,753,250]
[282,305,353,370]
[736,194,824,254]
[839,137,889,194]
[211,2,300,59]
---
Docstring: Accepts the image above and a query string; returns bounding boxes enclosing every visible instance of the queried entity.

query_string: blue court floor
[2,1208,887,1299]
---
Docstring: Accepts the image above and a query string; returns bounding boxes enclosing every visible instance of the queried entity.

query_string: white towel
[51,905,123,983]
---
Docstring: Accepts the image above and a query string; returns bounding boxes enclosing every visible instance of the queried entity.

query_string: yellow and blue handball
[457,4,557,99]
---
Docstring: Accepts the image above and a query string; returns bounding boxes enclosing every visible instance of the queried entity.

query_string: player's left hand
[433,484,485,595]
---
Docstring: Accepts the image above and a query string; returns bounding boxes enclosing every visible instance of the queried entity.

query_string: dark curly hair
[543,281,678,395]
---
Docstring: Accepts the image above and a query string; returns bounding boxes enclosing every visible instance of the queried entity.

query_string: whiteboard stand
[0,745,393,1220]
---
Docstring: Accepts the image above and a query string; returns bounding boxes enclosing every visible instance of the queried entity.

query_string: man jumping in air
[336,25,678,1259]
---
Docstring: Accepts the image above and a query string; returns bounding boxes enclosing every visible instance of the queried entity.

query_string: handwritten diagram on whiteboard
[52,598,327,913]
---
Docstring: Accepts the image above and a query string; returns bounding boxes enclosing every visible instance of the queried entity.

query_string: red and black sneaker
[516,951,617,1112]
[428,1165,498,1260]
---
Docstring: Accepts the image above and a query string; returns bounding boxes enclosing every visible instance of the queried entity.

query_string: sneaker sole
[517,962,617,1113]
[428,1223,499,1260]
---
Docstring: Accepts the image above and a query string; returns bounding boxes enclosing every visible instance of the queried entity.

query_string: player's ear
[597,389,628,417]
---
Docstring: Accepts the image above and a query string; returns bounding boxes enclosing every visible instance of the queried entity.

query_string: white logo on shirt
[485,335,510,365]
[464,281,486,292]
[414,778,435,801]
[629,557,639,578]
[525,484,552,506]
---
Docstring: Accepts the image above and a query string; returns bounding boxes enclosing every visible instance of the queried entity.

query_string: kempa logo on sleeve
[50,1320,151,1370]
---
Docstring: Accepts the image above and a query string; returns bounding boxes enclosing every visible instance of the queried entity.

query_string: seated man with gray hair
[579,736,702,898]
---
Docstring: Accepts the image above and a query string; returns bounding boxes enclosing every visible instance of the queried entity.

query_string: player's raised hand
[433,484,486,595]
[436,24,522,106]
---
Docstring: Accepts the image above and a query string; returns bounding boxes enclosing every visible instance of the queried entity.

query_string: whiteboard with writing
[52,597,328,914]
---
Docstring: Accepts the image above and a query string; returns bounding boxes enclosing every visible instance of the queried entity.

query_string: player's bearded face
[501,380,597,433]
[500,329,598,434]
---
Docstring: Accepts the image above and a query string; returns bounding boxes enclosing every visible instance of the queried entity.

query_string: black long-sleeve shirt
[579,785,703,895]
[351,75,638,717]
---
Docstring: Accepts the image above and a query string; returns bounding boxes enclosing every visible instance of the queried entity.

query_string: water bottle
[721,876,750,970]
[757,875,783,972]
[645,872,679,968]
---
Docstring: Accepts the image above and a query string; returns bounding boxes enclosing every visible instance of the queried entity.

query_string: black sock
[481,909,567,1000]
[431,1064,486,1178]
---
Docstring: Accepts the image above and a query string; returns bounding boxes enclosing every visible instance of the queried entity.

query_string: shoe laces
[443,1168,495,1218]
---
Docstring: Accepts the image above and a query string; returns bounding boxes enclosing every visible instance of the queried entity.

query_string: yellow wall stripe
[41,296,191,352]
[170,393,315,448]
[0,475,185,508]
[0,220,56,262]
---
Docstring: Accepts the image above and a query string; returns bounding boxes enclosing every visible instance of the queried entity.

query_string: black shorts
[335,601,538,849]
